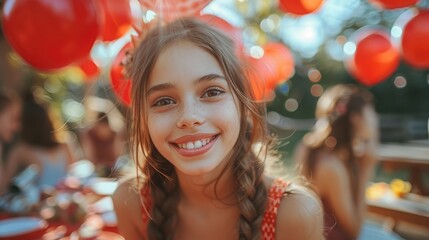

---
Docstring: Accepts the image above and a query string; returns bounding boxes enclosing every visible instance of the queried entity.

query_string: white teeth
[194,140,202,148]
[186,142,195,149]
[178,137,214,150]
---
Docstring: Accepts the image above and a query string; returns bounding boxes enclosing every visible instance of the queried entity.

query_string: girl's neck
[176,168,237,208]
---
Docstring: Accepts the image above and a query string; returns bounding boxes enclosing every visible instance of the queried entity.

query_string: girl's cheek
[210,98,240,114]
[149,113,173,130]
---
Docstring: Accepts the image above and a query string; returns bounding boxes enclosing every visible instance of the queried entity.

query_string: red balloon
[263,43,295,89]
[198,14,244,56]
[98,0,133,42]
[401,10,429,69]
[110,43,132,106]
[1,0,100,71]
[245,42,294,101]
[345,28,400,86]
[368,0,417,9]
[278,0,324,15]
[77,58,100,80]
[139,0,211,21]
[245,55,271,102]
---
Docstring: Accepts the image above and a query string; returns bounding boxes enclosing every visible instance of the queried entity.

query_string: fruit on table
[390,178,411,198]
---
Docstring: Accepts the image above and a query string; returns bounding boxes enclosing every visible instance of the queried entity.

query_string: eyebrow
[147,73,226,96]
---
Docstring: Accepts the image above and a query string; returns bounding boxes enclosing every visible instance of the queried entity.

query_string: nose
[176,100,204,129]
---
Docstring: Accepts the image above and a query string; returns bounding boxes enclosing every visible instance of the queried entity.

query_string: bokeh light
[285,98,299,112]
[394,76,407,88]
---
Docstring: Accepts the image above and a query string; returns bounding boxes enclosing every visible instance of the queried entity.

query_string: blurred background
[1,0,428,168]
[1,0,429,239]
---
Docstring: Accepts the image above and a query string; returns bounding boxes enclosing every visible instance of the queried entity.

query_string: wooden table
[367,192,429,230]
[377,143,429,195]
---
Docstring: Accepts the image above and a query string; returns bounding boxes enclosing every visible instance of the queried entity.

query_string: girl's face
[146,41,241,176]
[0,103,21,142]
[353,105,379,141]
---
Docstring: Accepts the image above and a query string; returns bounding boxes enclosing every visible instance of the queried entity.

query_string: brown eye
[153,98,175,106]
[202,88,224,98]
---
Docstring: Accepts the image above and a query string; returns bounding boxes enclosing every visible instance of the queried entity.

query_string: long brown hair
[129,18,272,239]
[298,84,373,202]
[21,92,59,148]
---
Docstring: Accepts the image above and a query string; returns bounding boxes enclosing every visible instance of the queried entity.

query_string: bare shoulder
[314,153,349,187]
[275,183,325,240]
[316,152,346,173]
[112,176,142,211]
[112,176,145,239]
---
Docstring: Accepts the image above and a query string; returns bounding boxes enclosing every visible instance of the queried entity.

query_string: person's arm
[112,177,145,240]
[355,140,378,228]
[275,184,324,240]
[0,145,24,195]
[352,105,379,224]
[314,156,363,238]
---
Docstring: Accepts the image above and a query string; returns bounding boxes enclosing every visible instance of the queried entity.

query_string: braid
[139,147,179,240]
[235,143,267,240]
[147,170,180,240]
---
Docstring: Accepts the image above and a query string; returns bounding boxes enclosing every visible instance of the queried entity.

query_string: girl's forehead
[148,41,224,86]
[157,41,206,61]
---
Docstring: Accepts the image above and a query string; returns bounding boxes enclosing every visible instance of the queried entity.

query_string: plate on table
[85,178,118,196]
[0,217,48,240]
[68,159,95,179]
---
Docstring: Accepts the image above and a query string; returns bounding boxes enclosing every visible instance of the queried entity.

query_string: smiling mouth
[173,135,218,150]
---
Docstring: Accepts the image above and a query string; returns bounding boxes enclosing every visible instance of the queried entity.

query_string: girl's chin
[175,161,223,178]
[178,166,216,176]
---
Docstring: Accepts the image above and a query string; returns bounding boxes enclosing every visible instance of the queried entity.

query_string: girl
[295,84,379,239]
[113,18,323,240]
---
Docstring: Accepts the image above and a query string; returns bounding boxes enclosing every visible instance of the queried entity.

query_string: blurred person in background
[0,89,21,194]
[79,108,126,178]
[294,84,395,239]
[0,91,74,195]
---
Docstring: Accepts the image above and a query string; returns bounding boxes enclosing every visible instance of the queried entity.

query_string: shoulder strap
[261,178,289,240]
